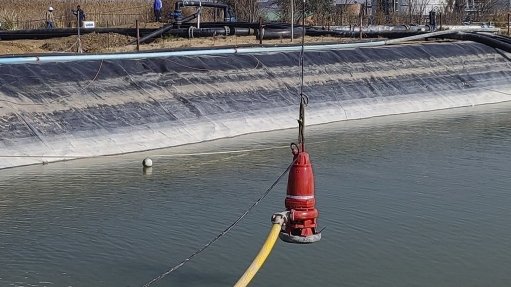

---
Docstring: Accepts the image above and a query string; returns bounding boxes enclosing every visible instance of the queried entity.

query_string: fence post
[291,0,294,42]
[136,20,140,52]
[259,17,263,46]
[359,7,363,39]
[508,13,510,36]
[77,11,82,53]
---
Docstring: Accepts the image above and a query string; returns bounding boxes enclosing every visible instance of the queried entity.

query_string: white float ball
[143,157,153,167]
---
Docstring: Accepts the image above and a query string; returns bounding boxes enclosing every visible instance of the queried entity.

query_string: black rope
[142,159,297,287]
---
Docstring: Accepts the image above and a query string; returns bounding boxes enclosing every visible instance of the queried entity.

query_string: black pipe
[136,27,230,43]
[2,25,507,52]
[256,27,305,40]
[0,24,265,42]
[172,27,229,38]
[183,22,291,30]
[482,34,511,45]
[231,27,254,36]
[173,1,236,23]
[437,32,511,53]
[135,25,176,44]
[306,28,432,39]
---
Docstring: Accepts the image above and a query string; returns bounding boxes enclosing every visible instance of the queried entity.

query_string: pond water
[1,102,511,287]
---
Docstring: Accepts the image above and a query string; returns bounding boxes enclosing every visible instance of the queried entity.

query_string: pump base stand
[279,232,321,244]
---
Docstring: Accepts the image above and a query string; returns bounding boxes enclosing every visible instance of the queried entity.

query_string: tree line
[222,0,509,26]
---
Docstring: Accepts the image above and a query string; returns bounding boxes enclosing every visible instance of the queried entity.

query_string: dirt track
[0,33,343,55]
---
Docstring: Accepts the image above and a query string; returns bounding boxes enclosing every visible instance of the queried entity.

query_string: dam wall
[1,41,511,169]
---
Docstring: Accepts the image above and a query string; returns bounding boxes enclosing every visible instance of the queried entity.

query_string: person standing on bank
[153,0,162,22]
[46,7,55,29]
[72,5,86,27]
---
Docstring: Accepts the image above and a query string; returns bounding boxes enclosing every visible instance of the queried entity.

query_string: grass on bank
[0,0,155,29]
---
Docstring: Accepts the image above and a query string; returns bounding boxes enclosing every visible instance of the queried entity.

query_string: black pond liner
[1,39,511,168]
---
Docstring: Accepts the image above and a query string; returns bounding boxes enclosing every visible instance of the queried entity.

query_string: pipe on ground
[437,32,511,53]
[257,27,305,40]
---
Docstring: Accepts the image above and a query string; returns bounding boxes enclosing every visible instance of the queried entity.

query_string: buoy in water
[142,157,153,167]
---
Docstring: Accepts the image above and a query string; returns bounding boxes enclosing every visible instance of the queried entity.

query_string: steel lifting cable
[141,158,297,287]
[297,0,307,152]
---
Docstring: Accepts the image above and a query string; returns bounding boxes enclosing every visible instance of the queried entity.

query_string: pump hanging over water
[278,96,322,244]
[234,1,319,285]
[235,96,321,287]
[278,0,321,244]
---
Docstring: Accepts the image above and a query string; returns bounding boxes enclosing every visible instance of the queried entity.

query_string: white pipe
[0,29,496,65]
[384,28,496,44]
[0,42,383,65]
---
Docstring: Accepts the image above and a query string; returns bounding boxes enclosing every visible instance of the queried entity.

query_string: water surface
[1,102,511,286]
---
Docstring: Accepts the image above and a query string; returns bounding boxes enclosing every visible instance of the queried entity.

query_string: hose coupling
[271,211,289,225]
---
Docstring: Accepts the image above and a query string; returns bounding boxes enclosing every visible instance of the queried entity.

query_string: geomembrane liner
[1,41,511,169]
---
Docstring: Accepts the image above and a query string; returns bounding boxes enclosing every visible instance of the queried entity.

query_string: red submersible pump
[278,96,321,244]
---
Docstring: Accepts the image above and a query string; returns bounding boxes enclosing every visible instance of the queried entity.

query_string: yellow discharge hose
[234,222,282,287]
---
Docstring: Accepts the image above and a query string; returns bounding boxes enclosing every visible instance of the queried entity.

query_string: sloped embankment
[1,41,511,169]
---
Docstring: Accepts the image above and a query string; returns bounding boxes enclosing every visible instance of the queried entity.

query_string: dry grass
[0,34,346,55]
[0,0,156,29]
[41,32,135,53]
[0,0,239,30]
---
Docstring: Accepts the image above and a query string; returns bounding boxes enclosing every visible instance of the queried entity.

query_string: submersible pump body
[280,150,321,244]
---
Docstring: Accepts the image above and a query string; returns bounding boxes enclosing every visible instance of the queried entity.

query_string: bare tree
[273,0,336,25]
[405,0,430,23]
[477,0,501,21]
[312,0,335,25]
[224,0,260,22]
[273,0,304,23]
